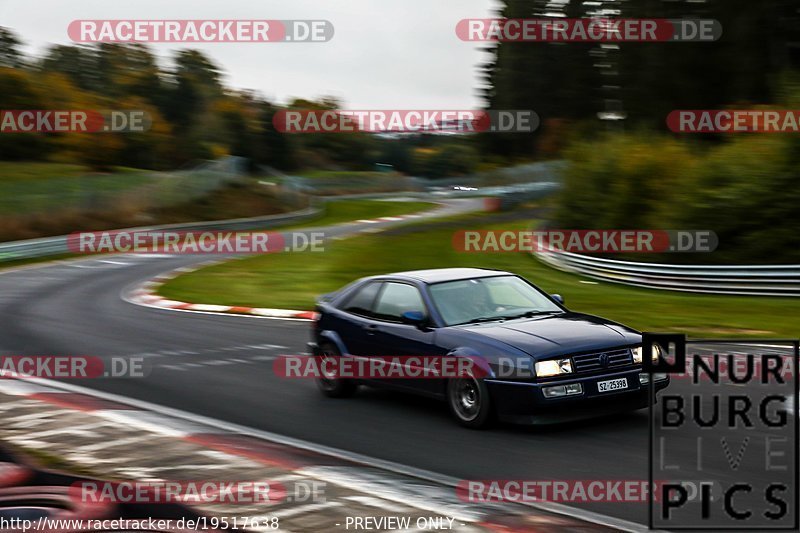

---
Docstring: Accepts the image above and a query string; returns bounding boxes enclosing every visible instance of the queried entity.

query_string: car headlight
[632,344,661,364]
[535,358,573,378]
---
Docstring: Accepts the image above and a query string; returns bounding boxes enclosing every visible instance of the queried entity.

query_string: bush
[555,132,800,264]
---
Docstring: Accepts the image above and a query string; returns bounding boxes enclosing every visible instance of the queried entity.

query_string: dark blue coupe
[309,268,669,428]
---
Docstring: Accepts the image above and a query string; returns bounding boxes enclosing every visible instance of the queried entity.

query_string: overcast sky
[0,0,499,108]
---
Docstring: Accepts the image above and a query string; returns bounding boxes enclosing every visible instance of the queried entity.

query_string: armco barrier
[534,248,800,297]
[0,170,560,264]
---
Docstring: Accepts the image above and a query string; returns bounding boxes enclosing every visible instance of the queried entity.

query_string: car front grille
[572,348,633,373]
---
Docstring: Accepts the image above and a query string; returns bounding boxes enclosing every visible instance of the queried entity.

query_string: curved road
[0,199,792,529]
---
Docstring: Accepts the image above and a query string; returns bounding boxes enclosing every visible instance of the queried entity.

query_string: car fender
[446,347,495,380]
[318,330,350,357]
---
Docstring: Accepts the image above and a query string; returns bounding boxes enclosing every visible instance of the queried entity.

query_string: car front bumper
[486,368,670,425]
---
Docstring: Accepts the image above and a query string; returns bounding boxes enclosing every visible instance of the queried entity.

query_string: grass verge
[158,214,800,338]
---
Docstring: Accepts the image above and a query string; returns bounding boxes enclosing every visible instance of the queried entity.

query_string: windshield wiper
[462,316,506,325]
[502,310,562,320]
[457,310,562,326]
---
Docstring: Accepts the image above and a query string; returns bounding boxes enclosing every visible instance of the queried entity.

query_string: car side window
[373,282,426,322]
[342,282,381,317]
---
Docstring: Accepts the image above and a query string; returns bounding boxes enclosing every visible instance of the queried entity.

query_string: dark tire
[447,374,494,429]
[316,342,357,398]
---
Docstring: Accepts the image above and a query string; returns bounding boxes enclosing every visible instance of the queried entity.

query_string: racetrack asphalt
[0,197,795,529]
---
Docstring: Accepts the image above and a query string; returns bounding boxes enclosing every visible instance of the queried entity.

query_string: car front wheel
[315,342,357,398]
[447,375,494,429]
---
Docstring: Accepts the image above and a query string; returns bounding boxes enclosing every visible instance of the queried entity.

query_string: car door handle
[363,324,379,335]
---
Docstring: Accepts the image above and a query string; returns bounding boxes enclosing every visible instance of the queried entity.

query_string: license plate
[597,377,628,393]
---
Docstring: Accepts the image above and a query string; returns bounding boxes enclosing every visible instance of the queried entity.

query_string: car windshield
[428,275,563,326]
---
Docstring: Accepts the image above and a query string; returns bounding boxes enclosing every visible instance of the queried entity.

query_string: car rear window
[341,282,381,316]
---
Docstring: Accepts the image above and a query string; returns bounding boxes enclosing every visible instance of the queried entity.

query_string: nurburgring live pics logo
[647,334,798,529]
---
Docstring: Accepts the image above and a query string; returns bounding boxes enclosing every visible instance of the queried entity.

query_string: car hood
[461,312,640,359]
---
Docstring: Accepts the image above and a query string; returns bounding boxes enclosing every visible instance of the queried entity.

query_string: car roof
[379,267,510,284]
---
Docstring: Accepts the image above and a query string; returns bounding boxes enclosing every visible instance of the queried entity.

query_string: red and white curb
[0,378,625,532]
[123,212,430,321]
[125,263,318,321]
[356,214,422,224]
[0,379,339,469]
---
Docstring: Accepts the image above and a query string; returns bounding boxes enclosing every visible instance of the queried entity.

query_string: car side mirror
[551,294,564,305]
[400,310,426,326]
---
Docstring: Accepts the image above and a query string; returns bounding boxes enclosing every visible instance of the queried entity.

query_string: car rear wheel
[447,375,494,429]
[316,342,357,398]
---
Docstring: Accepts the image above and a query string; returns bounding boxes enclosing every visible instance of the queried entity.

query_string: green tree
[0,27,23,68]
[0,67,49,159]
